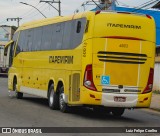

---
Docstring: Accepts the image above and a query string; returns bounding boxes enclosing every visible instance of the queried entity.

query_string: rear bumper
[101,93,152,108]
[81,88,152,108]
[102,93,138,108]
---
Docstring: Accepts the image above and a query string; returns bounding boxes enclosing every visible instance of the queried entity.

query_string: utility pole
[40,0,61,16]
[6,17,22,27]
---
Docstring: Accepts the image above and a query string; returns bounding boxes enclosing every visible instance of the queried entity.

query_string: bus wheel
[48,84,59,110]
[111,108,125,117]
[13,80,23,99]
[59,87,69,113]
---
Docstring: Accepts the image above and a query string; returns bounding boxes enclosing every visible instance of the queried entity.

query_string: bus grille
[97,51,147,64]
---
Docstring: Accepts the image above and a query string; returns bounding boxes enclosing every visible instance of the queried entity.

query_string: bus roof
[17,11,93,31]
[16,10,153,32]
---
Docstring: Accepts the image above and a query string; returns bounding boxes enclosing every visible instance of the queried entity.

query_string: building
[0,25,16,74]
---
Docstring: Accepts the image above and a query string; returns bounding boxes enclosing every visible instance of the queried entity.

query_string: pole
[18,19,20,27]
[58,0,61,16]
[40,0,61,16]
[7,17,22,27]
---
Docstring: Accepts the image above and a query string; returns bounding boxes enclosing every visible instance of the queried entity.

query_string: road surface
[0,77,159,136]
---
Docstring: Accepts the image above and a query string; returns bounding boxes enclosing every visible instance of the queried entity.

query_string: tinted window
[13,32,18,42]
[41,25,52,50]
[51,23,64,50]
[13,32,19,51]
[71,18,86,49]
[62,21,72,49]
[26,29,33,51]
[14,17,86,52]
[13,32,20,55]
[17,31,25,53]
[50,25,56,50]
[32,27,42,51]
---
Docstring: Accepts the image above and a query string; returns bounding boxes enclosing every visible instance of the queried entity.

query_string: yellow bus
[6,11,155,116]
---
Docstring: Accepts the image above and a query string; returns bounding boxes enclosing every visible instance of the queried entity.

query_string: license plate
[114,97,126,102]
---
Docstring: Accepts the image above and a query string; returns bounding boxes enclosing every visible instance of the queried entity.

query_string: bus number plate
[114,97,126,102]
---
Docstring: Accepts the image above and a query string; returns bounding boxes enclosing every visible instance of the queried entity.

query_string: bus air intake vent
[97,51,147,64]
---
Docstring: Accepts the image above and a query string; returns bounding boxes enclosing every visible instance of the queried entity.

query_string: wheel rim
[59,93,65,110]
[49,89,54,105]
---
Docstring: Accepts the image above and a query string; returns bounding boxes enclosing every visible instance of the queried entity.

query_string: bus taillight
[146,15,152,19]
[83,64,97,91]
[143,68,154,94]
[95,10,101,15]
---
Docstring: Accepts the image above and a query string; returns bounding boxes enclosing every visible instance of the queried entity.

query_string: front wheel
[13,80,23,99]
[59,87,69,113]
[111,108,125,117]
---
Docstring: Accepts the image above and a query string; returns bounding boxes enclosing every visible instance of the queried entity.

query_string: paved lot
[150,94,160,111]
[0,77,160,136]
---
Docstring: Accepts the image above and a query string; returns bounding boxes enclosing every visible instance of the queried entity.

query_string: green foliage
[153,90,160,94]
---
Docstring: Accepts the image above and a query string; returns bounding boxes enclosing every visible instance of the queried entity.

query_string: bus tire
[111,108,125,117]
[48,84,59,110]
[59,86,69,113]
[13,79,23,99]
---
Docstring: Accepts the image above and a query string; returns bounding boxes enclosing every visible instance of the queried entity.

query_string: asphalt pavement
[150,93,160,111]
[0,76,160,136]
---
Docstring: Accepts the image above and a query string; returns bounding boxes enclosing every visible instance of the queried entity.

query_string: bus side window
[62,21,72,49]
[76,21,81,33]
[71,18,86,49]
[16,31,25,55]
[41,25,52,50]
[54,23,63,50]
[9,32,20,57]
[27,29,33,51]
[33,27,42,51]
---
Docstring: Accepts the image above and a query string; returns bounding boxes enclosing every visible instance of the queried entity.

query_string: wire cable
[22,4,49,21]
[131,0,159,12]
[19,2,41,18]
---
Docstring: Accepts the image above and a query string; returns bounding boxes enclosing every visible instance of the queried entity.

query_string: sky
[0,0,158,27]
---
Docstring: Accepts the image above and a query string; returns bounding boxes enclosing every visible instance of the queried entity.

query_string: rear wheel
[48,84,59,110]
[13,79,23,99]
[111,108,125,117]
[59,87,69,113]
